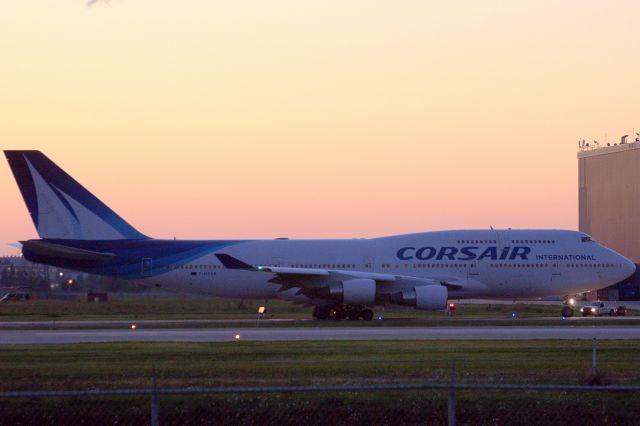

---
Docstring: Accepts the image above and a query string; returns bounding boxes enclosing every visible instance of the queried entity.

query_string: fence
[2,381,640,425]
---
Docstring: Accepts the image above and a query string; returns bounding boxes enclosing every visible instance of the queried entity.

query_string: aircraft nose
[621,257,637,280]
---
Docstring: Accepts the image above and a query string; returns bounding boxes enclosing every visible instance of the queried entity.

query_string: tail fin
[4,150,148,240]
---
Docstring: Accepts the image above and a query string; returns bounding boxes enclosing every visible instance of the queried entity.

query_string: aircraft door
[469,260,479,275]
[363,257,374,271]
[141,258,153,276]
[497,230,511,250]
[548,260,563,293]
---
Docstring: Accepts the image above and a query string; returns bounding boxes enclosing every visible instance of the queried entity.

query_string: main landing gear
[313,305,374,321]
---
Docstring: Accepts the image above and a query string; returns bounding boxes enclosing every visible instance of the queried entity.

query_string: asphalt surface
[1,326,640,344]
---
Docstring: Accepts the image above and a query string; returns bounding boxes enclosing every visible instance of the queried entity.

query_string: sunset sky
[1,1,639,254]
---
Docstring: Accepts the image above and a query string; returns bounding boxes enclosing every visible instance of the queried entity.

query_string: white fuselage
[141,229,635,304]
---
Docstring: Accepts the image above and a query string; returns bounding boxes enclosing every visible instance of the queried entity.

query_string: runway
[2,326,640,344]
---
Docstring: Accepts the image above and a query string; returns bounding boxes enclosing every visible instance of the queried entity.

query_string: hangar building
[578,137,640,300]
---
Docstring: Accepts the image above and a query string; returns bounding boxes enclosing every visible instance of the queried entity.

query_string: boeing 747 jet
[5,151,635,320]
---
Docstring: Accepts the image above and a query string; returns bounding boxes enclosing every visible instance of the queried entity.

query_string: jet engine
[326,278,376,305]
[390,285,448,310]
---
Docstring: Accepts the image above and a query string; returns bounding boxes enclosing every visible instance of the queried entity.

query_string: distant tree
[34,276,49,292]
[0,267,7,286]
[8,268,16,286]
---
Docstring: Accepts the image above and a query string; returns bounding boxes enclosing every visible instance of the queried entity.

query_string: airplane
[4,150,636,320]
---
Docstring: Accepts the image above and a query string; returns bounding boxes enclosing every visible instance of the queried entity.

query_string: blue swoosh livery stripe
[22,239,248,279]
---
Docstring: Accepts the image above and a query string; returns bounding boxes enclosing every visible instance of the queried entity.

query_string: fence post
[448,360,456,426]
[151,367,160,426]
[592,338,597,374]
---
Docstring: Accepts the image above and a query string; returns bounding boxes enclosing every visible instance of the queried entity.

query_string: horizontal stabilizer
[21,240,116,261]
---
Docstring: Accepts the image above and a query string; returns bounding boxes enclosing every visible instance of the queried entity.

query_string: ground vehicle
[581,302,605,316]
[0,292,30,301]
[580,302,626,317]
[608,305,626,316]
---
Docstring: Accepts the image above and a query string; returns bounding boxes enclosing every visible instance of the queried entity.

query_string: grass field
[1,340,640,424]
[0,296,308,321]
[1,296,639,330]
[0,295,629,320]
[2,340,640,390]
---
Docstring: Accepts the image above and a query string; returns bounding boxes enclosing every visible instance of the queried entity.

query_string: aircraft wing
[214,253,465,293]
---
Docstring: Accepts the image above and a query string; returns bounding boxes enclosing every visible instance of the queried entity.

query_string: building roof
[578,141,640,159]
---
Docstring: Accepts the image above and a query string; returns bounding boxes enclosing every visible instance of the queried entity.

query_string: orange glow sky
[1,1,639,254]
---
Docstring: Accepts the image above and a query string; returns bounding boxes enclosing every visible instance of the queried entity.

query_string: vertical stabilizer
[4,150,148,240]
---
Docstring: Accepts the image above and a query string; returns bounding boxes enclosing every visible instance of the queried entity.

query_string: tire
[360,309,374,321]
[347,309,360,321]
[609,309,615,316]
[315,307,330,320]
[333,308,346,320]
[561,307,574,317]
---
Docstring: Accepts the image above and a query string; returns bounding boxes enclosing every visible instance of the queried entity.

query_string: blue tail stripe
[49,184,80,223]
[4,151,147,240]
[5,151,40,229]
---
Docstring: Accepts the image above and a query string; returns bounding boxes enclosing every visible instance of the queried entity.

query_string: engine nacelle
[328,278,376,305]
[390,285,448,310]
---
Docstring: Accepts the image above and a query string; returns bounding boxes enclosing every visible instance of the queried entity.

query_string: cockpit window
[581,236,595,243]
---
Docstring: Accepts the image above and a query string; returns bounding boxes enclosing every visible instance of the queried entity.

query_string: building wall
[579,143,640,263]
[579,143,640,301]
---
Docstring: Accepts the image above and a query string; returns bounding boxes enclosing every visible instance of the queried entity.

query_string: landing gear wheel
[314,307,331,320]
[561,306,574,318]
[347,309,360,321]
[360,309,374,321]
[332,308,346,320]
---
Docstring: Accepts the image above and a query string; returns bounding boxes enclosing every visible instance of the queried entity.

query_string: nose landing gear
[561,306,574,317]
[313,305,375,321]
